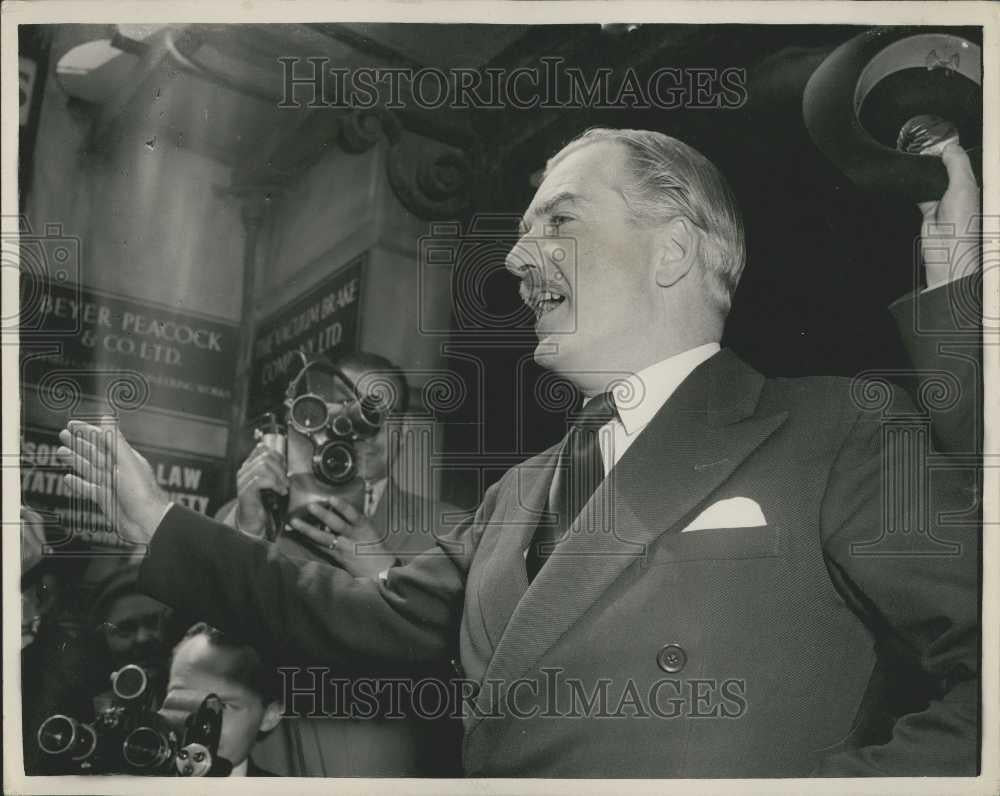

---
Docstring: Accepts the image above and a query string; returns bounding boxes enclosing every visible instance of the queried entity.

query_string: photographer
[162,623,282,776]
[87,563,174,713]
[216,350,463,777]
[225,350,448,572]
[23,533,175,775]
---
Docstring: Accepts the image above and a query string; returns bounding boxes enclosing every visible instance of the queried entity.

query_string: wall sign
[248,252,364,419]
[20,426,227,550]
[21,276,239,422]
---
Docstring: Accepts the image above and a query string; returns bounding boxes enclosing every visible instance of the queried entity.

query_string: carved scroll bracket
[337,107,474,221]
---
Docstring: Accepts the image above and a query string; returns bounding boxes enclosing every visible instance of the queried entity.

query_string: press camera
[36,663,232,776]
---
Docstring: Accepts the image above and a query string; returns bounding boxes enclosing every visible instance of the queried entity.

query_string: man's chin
[533,333,559,363]
[533,346,558,371]
[533,336,574,372]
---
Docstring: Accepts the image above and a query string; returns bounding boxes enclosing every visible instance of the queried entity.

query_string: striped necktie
[526,391,618,582]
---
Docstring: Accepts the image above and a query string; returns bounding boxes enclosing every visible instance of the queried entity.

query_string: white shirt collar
[607,343,721,435]
[365,476,389,516]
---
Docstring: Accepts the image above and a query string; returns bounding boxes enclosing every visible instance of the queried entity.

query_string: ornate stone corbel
[337,107,474,220]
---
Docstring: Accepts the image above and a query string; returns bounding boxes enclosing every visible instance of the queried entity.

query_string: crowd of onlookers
[20,506,282,777]
[20,350,466,778]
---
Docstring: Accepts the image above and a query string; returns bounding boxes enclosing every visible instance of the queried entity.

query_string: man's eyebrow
[518,191,586,233]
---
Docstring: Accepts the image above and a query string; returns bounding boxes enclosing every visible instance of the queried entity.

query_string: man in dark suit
[214,350,463,776]
[59,127,981,777]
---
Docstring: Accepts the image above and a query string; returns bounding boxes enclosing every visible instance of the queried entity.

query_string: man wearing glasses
[90,564,173,709]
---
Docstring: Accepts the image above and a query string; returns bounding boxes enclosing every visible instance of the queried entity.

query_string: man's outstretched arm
[57,421,488,667]
[141,503,474,667]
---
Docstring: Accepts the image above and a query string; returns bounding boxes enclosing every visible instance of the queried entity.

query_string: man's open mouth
[526,290,566,320]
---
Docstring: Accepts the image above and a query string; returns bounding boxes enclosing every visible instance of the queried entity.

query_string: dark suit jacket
[140,283,980,777]
[887,278,982,455]
[220,480,464,778]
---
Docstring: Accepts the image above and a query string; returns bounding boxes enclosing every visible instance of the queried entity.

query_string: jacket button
[657,643,687,673]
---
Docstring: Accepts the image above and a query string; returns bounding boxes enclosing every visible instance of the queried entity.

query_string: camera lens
[122,725,173,769]
[112,664,148,701]
[290,395,329,431]
[330,413,354,437]
[38,715,96,760]
[315,440,355,485]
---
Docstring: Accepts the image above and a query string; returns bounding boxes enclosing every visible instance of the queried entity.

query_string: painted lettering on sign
[248,253,364,418]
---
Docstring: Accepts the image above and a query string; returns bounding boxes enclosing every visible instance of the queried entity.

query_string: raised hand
[57,418,171,546]
[234,442,289,537]
[918,142,980,289]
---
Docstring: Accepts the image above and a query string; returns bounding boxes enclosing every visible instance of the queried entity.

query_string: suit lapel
[472,349,787,722]
[476,446,561,647]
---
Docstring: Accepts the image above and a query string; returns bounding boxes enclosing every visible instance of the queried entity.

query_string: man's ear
[654,216,699,288]
[259,700,282,734]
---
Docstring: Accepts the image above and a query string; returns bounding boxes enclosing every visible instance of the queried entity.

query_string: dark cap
[89,563,144,625]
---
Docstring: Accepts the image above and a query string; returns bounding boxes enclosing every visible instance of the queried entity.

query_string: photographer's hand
[290,497,396,578]
[918,142,980,289]
[57,418,171,545]
[234,443,288,537]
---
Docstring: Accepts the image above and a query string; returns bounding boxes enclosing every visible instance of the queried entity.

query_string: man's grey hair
[545,128,746,316]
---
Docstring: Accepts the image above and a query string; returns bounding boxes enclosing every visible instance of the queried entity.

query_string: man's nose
[135,625,155,643]
[505,237,545,279]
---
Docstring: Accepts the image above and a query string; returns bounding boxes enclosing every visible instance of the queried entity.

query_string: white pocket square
[681,497,767,533]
